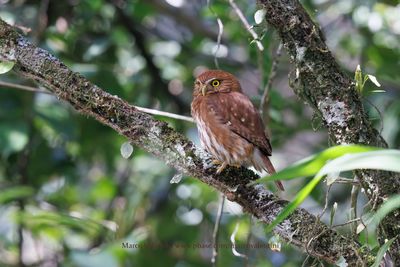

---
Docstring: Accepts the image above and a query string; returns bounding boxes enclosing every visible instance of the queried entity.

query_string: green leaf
[0,186,34,204]
[335,256,348,267]
[371,238,395,267]
[367,74,381,87]
[254,9,266,24]
[258,145,380,183]
[354,64,363,93]
[370,89,386,93]
[264,147,400,233]
[22,210,109,235]
[369,195,400,234]
[265,172,325,232]
[120,141,133,158]
[0,122,29,156]
[0,61,15,74]
[318,150,400,175]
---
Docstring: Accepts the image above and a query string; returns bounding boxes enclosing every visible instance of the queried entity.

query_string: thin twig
[0,81,195,123]
[331,177,360,185]
[332,218,361,229]
[306,185,332,255]
[244,216,253,267]
[211,194,225,266]
[350,176,360,235]
[207,0,224,69]
[0,81,50,94]
[230,222,248,260]
[135,106,194,123]
[228,0,263,51]
[259,42,282,120]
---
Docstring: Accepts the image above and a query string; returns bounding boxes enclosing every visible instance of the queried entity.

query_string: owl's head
[193,70,242,96]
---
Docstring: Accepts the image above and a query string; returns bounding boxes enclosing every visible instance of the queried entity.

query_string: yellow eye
[211,80,220,87]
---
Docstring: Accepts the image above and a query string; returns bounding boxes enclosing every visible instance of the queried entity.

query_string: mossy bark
[259,0,400,264]
[0,19,376,265]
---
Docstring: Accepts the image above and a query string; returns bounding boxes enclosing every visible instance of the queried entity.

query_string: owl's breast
[191,97,253,165]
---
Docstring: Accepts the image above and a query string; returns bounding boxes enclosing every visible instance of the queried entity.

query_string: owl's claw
[211,159,222,165]
[212,160,241,174]
[216,162,228,174]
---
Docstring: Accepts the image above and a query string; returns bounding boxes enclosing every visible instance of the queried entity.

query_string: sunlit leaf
[0,61,15,74]
[254,9,266,24]
[371,89,386,93]
[326,171,340,185]
[120,141,133,158]
[318,150,400,175]
[367,74,381,87]
[264,147,400,233]
[170,173,183,184]
[258,145,380,183]
[335,256,348,267]
[0,122,29,156]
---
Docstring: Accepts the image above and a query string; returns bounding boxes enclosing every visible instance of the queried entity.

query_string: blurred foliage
[0,0,399,266]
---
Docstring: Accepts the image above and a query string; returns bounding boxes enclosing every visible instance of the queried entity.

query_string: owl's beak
[201,84,207,96]
[197,81,207,96]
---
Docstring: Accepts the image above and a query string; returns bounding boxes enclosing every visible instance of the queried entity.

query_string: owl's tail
[262,155,285,191]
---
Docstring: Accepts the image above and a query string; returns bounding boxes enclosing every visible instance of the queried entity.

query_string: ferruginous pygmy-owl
[191,70,284,191]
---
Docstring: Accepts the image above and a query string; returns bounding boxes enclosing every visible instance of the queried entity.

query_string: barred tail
[262,155,285,191]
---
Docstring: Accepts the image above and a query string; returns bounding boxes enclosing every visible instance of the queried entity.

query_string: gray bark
[0,19,375,265]
[259,0,400,263]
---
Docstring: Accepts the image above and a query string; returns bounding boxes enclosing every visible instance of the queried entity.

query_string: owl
[191,70,284,191]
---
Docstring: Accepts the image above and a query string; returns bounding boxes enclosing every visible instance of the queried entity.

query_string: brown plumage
[191,70,284,191]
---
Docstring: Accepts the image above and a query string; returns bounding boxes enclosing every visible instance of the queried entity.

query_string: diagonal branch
[0,19,373,265]
[258,0,400,263]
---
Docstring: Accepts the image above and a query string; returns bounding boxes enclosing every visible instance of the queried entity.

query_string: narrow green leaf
[370,89,385,93]
[258,145,380,183]
[318,150,400,176]
[264,148,399,233]
[367,74,381,87]
[354,65,363,93]
[371,238,395,267]
[0,186,34,204]
[369,195,400,234]
[265,173,324,232]
[22,211,108,235]
[0,61,15,74]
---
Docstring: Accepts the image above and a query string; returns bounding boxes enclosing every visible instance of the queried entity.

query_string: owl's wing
[208,92,272,156]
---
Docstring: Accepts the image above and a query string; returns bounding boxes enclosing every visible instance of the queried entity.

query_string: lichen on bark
[0,18,376,265]
[259,0,400,263]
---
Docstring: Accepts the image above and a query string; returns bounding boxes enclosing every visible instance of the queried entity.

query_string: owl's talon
[211,159,222,166]
[216,162,228,174]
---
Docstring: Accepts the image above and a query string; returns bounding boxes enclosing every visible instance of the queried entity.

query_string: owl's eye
[211,80,220,87]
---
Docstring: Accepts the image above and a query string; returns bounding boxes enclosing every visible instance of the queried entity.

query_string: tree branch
[0,19,373,265]
[145,0,227,44]
[258,0,400,263]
